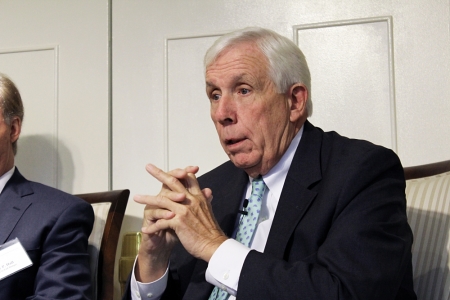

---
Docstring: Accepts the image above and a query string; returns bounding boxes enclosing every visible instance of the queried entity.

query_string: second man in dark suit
[0,73,94,299]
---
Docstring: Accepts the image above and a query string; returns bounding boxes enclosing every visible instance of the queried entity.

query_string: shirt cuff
[205,239,251,296]
[130,255,168,300]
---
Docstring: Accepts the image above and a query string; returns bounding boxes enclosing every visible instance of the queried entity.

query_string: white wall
[1,0,449,298]
[0,0,110,193]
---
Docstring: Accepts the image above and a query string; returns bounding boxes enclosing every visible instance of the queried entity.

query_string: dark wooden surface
[404,160,450,180]
[75,189,130,300]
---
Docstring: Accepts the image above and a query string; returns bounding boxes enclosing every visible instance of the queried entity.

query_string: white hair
[204,27,312,116]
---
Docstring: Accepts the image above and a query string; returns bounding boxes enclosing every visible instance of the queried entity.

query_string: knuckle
[154,167,162,176]
[156,194,164,205]
[168,176,178,185]
[177,205,189,218]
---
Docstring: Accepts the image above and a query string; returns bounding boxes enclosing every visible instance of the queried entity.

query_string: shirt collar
[0,166,15,194]
[250,125,304,199]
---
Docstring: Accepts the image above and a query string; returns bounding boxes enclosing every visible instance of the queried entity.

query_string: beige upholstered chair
[404,160,450,300]
[75,189,130,300]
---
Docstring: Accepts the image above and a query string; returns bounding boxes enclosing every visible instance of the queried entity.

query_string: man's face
[0,109,20,175]
[206,42,303,177]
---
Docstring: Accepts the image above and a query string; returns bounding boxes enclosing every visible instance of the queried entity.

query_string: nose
[211,94,236,125]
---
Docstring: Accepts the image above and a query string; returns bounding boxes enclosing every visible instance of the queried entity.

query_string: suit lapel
[264,121,323,258]
[0,168,34,244]
[213,170,248,236]
[183,122,325,297]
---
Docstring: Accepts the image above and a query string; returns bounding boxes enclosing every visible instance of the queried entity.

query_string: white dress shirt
[0,166,15,194]
[131,126,303,300]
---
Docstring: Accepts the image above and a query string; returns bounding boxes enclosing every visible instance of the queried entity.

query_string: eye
[211,93,221,101]
[239,88,251,95]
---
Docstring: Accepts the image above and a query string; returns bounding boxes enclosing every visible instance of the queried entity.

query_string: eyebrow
[205,81,215,88]
[231,74,247,86]
[205,74,251,89]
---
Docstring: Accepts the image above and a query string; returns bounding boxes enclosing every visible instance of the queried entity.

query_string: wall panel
[0,47,58,187]
[295,17,396,150]
[0,0,109,193]
[167,35,228,174]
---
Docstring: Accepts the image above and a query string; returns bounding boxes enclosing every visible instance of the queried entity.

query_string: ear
[287,83,308,123]
[9,117,21,143]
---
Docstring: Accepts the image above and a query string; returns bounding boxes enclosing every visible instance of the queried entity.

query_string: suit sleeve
[237,147,415,299]
[32,198,94,299]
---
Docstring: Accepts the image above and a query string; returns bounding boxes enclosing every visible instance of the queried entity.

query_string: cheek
[266,104,290,131]
[210,108,217,122]
[258,115,289,149]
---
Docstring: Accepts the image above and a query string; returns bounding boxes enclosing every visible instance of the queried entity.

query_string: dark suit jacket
[125,121,416,300]
[0,168,94,300]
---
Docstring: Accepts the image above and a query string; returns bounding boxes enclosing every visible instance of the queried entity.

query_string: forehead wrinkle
[230,74,248,86]
[206,49,269,90]
[206,73,262,93]
[206,72,247,86]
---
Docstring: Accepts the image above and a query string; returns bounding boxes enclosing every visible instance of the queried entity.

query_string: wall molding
[163,33,222,170]
[0,45,60,186]
[293,16,398,152]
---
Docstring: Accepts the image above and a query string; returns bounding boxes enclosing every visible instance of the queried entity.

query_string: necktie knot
[250,176,265,202]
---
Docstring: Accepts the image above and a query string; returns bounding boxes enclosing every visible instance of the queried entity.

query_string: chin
[230,157,260,173]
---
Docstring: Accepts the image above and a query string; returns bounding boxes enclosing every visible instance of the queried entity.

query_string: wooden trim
[404,160,450,180]
[75,189,130,300]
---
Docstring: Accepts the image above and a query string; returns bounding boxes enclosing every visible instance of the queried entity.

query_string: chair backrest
[403,160,450,300]
[75,189,130,300]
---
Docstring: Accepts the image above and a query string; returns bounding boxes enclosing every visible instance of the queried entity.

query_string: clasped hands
[134,164,228,264]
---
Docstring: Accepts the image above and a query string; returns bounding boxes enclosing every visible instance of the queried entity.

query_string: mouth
[224,138,246,146]
[223,138,248,153]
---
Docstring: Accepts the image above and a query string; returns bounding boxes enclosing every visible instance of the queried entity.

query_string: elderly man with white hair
[124,27,416,300]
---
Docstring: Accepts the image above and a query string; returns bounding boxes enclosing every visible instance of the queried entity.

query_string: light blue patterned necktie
[209,176,266,300]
